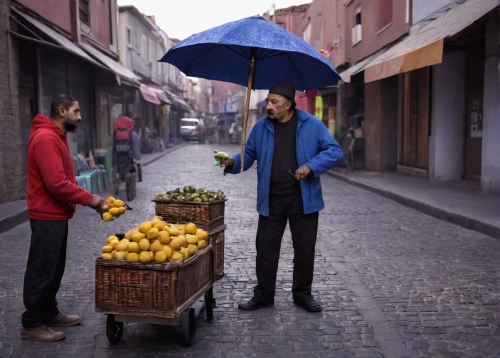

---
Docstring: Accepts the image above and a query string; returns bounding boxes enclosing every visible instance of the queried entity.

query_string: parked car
[180,118,201,143]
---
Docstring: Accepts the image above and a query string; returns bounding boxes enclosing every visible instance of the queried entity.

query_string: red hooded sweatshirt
[27,115,93,220]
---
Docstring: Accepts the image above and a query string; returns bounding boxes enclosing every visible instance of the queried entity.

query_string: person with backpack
[113,116,141,182]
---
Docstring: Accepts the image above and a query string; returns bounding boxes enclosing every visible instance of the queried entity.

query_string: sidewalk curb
[0,205,28,234]
[142,143,187,167]
[0,144,188,234]
[325,170,500,239]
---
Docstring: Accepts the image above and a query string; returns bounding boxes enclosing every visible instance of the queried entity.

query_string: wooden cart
[153,198,227,279]
[95,245,215,346]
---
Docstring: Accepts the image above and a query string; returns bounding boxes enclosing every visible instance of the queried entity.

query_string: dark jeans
[253,195,319,303]
[22,219,68,328]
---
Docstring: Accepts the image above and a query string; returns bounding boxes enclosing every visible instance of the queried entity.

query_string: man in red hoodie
[22,94,109,342]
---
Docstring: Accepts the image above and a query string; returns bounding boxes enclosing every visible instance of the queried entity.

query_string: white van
[180,118,201,143]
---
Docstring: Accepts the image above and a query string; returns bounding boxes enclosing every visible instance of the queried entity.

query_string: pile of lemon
[102,196,126,221]
[101,216,209,263]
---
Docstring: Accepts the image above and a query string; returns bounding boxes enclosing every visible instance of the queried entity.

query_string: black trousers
[253,195,319,303]
[22,219,68,328]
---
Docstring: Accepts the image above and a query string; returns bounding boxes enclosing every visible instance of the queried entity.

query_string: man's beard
[64,118,79,132]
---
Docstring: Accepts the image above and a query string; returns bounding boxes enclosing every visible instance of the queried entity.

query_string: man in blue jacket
[219,80,343,312]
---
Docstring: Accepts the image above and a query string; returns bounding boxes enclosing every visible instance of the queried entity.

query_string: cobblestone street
[0,144,499,358]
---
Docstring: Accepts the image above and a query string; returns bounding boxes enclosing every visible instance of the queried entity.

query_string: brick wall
[0,0,24,203]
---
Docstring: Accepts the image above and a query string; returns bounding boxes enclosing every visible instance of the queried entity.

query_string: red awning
[140,84,161,105]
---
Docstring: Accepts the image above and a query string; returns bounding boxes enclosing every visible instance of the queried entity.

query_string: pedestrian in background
[218,81,343,313]
[218,122,226,145]
[22,94,109,342]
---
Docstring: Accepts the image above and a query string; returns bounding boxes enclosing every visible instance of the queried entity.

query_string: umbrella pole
[240,47,257,173]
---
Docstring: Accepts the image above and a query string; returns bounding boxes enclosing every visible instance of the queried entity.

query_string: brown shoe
[45,313,81,327]
[21,325,65,342]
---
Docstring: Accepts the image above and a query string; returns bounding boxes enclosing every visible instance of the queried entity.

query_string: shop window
[377,0,393,32]
[79,0,90,25]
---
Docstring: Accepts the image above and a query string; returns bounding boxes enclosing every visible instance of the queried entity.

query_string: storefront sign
[315,96,323,120]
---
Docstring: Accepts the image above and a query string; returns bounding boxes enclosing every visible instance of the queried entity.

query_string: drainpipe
[69,0,81,43]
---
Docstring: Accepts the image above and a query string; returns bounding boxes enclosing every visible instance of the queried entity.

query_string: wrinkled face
[60,101,81,132]
[266,93,292,121]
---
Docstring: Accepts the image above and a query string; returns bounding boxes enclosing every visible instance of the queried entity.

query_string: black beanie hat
[269,80,296,102]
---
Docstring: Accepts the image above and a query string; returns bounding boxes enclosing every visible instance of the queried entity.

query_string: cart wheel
[204,287,214,321]
[179,308,196,347]
[125,173,136,201]
[106,314,123,345]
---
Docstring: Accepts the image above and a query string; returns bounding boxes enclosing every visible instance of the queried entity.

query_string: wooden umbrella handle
[240,47,258,173]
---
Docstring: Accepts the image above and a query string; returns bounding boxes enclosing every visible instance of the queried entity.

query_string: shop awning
[13,9,105,70]
[143,84,170,104]
[163,87,191,112]
[338,47,388,83]
[140,84,161,105]
[78,43,139,86]
[364,0,498,83]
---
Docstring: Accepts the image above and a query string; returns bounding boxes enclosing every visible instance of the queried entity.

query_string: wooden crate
[95,246,214,319]
[208,225,226,280]
[152,199,226,232]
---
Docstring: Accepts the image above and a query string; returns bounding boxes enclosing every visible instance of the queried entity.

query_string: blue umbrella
[160,15,341,170]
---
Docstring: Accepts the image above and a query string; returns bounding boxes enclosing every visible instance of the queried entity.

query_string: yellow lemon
[184,223,197,235]
[113,200,125,208]
[198,240,207,249]
[131,232,145,243]
[162,245,173,259]
[139,238,150,251]
[139,251,151,263]
[139,221,152,233]
[169,227,181,236]
[118,207,126,215]
[196,229,208,241]
[180,247,189,260]
[102,245,113,253]
[150,240,163,253]
[158,231,170,245]
[178,235,188,248]
[116,252,127,260]
[105,196,115,205]
[124,228,139,241]
[168,238,181,250]
[153,221,167,231]
[126,242,141,254]
[126,252,139,263]
[107,235,119,244]
[109,207,120,216]
[116,239,129,252]
[171,252,183,261]
[147,227,159,240]
[186,234,198,245]
[109,239,119,249]
[187,244,198,256]
[154,251,167,263]
[101,253,112,260]
[110,250,117,259]
[149,252,154,261]
[151,215,162,221]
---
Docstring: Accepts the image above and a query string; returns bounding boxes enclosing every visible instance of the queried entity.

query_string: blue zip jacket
[225,109,343,216]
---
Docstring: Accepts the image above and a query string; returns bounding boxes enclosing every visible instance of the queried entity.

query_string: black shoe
[294,298,322,312]
[238,298,274,311]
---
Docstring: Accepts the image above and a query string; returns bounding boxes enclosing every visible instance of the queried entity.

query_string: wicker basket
[95,245,214,319]
[208,225,226,280]
[153,199,226,232]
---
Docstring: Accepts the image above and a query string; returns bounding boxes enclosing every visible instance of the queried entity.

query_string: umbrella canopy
[159,15,341,91]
